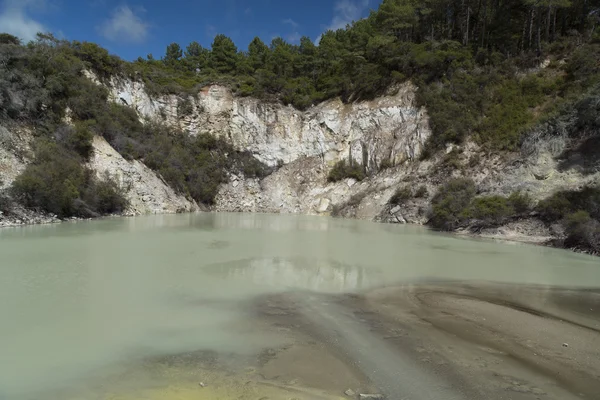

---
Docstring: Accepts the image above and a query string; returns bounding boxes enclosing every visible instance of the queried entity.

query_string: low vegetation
[537,187,600,252]
[389,186,412,205]
[414,185,428,198]
[429,180,535,229]
[429,178,478,230]
[327,160,365,182]
[429,178,599,253]
[10,141,128,218]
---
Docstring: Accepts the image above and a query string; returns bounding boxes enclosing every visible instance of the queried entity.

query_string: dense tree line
[122,0,599,150]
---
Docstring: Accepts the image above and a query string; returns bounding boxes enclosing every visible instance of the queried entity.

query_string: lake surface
[1,213,598,399]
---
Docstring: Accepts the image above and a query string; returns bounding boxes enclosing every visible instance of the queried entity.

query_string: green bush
[389,186,412,205]
[135,127,267,204]
[66,122,94,159]
[537,187,600,222]
[11,141,86,217]
[327,160,365,182]
[0,191,11,213]
[415,185,428,198]
[83,172,129,214]
[564,211,600,253]
[508,191,532,214]
[429,178,477,230]
[177,97,194,117]
[467,196,514,225]
[537,192,573,221]
[10,141,127,218]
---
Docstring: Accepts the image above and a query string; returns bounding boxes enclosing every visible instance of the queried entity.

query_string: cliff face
[107,77,430,171]
[102,76,432,218]
[88,136,199,215]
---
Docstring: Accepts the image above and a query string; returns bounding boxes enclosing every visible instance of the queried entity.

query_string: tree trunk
[481,0,488,48]
[465,7,470,46]
[545,6,552,42]
[537,7,542,55]
[528,7,535,50]
[552,8,557,41]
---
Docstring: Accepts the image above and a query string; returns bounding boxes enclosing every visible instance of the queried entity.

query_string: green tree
[247,36,270,71]
[210,34,238,74]
[184,41,209,71]
[0,33,20,45]
[164,42,183,64]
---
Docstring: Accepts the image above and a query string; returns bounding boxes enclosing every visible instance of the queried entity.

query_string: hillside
[0,0,599,252]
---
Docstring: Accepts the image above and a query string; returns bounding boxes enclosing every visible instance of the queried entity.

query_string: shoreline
[2,208,596,257]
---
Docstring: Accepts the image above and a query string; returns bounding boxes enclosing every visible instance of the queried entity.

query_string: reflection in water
[207,257,373,292]
[0,212,599,399]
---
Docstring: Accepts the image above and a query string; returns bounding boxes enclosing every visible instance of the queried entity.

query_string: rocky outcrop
[0,124,33,190]
[89,136,199,215]
[102,75,434,220]
[106,76,431,171]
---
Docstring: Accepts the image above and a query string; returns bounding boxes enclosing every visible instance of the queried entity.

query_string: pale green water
[0,213,598,399]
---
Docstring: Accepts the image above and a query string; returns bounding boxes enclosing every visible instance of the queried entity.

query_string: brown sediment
[253,282,600,400]
[53,282,600,400]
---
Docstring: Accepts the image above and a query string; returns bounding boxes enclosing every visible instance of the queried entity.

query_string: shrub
[441,148,463,171]
[11,141,85,217]
[10,141,127,218]
[67,122,94,159]
[83,172,129,214]
[328,160,365,182]
[537,187,600,222]
[508,191,532,214]
[537,192,573,221]
[414,185,428,198]
[177,97,194,117]
[389,186,412,205]
[0,191,11,213]
[564,211,600,253]
[429,178,477,230]
[467,196,514,225]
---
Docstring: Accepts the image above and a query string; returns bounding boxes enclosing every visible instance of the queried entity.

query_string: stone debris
[359,394,385,400]
[344,389,356,396]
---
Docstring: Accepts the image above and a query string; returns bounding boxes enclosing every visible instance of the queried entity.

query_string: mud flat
[255,282,600,400]
[44,282,600,400]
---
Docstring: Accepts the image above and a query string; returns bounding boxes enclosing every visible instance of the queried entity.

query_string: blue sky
[0,0,382,60]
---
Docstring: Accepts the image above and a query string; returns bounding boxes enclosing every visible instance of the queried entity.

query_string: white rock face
[89,136,198,215]
[0,125,33,190]
[105,75,431,171]
[91,73,432,221]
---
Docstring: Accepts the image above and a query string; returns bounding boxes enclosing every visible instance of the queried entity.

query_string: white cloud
[317,0,370,43]
[282,18,299,28]
[99,5,149,43]
[0,0,47,42]
[286,31,301,43]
